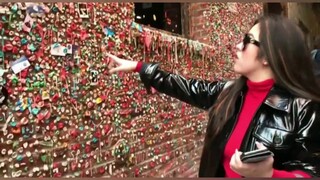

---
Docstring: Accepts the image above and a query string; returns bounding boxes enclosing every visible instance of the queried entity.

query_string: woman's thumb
[255,142,267,150]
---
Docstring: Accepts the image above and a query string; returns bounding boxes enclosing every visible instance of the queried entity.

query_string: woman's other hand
[230,142,274,177]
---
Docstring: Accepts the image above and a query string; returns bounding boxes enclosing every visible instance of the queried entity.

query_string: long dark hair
[312,37,320,81]
[208,14,320,138]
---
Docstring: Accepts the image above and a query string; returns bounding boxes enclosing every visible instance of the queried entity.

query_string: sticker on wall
[90,69,99,86]
[72,45,80,59]
[10,56,30,74]
[22,13,35,32]
[26,4,46,16]
[66,44,73,54]
[78,3,89,18]
[50,43,67,56]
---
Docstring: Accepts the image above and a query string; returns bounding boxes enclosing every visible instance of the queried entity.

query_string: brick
[192,16,205,24]
[189,3,205,12]
[200,3,210,9]
[193,24,204,32]
[193,32,202,39]
[190,9,203,17]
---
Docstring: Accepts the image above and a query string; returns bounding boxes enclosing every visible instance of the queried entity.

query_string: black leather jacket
[138,63,320,177]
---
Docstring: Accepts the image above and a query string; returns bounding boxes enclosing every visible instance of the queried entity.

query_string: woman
[106,14,320,177]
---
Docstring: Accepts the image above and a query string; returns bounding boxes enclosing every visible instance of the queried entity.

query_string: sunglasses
[242,33,260,51]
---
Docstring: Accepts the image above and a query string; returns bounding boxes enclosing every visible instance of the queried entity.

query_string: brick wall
[187,3,211,44]
[186,3,263,46]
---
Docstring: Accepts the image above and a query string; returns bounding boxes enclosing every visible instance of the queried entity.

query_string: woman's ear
[260,57,268,66]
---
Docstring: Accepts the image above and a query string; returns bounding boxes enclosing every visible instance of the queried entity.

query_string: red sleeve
[272,169,311,178]
[134,61,143,72]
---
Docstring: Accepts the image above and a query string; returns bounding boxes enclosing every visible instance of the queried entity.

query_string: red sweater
[223,79,310,178]
[135,63,310,177]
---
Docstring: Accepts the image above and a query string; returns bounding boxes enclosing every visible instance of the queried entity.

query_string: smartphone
[240,148,274,163]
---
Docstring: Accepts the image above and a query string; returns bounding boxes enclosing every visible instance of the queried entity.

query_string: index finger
[106,53,118,60]
[105,53,121,64]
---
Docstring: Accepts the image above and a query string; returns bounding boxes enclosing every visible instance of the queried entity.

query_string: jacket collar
[231,80,292,113]
[263,84,292,113]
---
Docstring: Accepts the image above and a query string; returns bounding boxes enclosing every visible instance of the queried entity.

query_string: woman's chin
[233,64,239,73]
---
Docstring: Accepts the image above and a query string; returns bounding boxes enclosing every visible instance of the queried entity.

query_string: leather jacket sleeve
[138,63,227,110]
[283,99,320,177]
